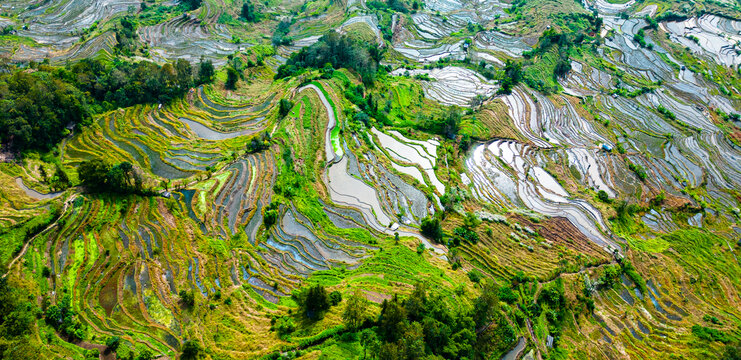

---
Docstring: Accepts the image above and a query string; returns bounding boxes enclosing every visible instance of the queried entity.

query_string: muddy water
[15,177,63,200]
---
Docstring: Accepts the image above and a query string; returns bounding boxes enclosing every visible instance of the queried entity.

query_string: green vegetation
[276,33,382,84]
[420,217,443,242]
[0,70,90,151]
[241,0,261,22]
[77,159,144,194]
[293,284,333,320]
[2,0,741,358]
[0,278,41,359]
[692,325,730,343]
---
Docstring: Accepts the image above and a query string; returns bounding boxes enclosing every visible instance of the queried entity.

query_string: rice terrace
[2,0,741,358]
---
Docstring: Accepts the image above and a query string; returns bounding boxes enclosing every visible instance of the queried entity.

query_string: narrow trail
[2,194,75,278]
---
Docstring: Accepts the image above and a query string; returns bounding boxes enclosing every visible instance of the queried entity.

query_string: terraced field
[3,0,741,358]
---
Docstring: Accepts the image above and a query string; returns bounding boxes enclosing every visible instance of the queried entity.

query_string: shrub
[179,290,195,308]
[106,336,121,351]
[263,209,278,228]
[181,340,202,360]
[467,269,483,283]
[329,291,342,306]
[273,316,296,337]
[420,217,443,242]
[692,325,730,343]
[279,99,294,118]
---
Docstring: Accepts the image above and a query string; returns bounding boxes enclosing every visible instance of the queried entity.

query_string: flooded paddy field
[4,0,741,357]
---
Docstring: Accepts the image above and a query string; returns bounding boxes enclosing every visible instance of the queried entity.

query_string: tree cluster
[355,282,517,359]
[246,132,272,154]
[77,159,144,194]
[44,294,86,341]
[272,20,293,46]
[276,32,382,85]
[68,58,207,109]
[0,278,42,358]
[182,0,203,10]
[0,58,215,153]
[0,69,90,151]
[241,0,261,22]
[292,284,343,320]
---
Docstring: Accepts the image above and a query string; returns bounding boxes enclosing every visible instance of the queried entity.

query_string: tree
[378,296,407,341]
[51,164,70,191]
[198,60,215,85]
[179,290,195,308]
[296,284,330,319]
[106,336,121,351]
[405,283,427,321]
[225,67,239,90]
[0,70,90,152]
[182,0,202,10]
[78,159,109,191]
[473,282,501,329]
[497,59,522,95]
[175,59,193,90]
[241,0,260,22]
[343,290,369,330]
[263,209,278,227]
[420,217,443,243]
[329,290,342,306]
[272,20,292,46]
[181,340,202,360]
[278,99,294,118]
[359,328,379,359]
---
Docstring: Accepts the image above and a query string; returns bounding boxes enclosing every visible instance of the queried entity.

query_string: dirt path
[2,194,75,278]
[525,318,543,360]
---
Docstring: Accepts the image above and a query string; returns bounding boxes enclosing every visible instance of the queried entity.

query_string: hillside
[1,0,741,359]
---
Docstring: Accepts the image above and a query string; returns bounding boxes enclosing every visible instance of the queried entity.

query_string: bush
[627,162,647,182]
[179,290,195,308]
[106,336,121,351]
[657,105,676,120]
[692,325,730,343]
[181,339,202,360]
[420,217,443,242]
[467,269,483,283]
[279,99,294,118]
[597,190,611,203]
[453,226,479,245]
[263,209,278,228]
[294,284,330,319]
